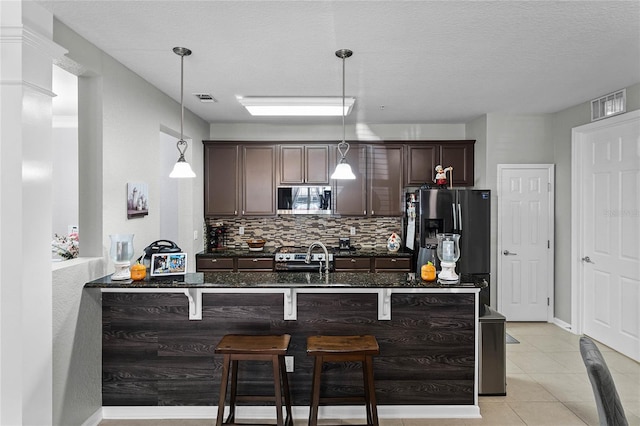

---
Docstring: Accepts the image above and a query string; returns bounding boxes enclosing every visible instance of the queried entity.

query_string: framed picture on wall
[127,182,149,219]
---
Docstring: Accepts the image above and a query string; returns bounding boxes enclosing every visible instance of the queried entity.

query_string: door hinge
[548,182,551,192]
[548,240,550,249]
[547,297,550,306]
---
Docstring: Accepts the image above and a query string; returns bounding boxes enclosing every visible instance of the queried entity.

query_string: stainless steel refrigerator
[409,188,491,306]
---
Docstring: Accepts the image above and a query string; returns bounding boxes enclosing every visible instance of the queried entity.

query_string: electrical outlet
[285,356,294,372]
[193,230,198,240]
[350,226,356,236]
[239,226,245,235]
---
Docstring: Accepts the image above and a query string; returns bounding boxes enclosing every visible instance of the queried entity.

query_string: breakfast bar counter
[88,272,483,419]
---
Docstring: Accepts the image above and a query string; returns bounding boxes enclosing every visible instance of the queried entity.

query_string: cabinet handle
[210,259,217,263]
[350,258,356,263]
[391,258,397,262]
[253,258,258,262]
[364,210,366,215]
[234,210,237,215]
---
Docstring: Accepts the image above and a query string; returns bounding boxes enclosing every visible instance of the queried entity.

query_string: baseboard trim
[80,408,103,426]
[101,404,481,420]
[552,317,574,333]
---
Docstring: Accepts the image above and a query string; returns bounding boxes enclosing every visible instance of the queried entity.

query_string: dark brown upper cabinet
[242,145,276,216]
[279,145,330,185]
[204,143,239,217]
[404,141,475,187]
[333,143,367,216]
[440,142,474,187]
[369,145,403,216]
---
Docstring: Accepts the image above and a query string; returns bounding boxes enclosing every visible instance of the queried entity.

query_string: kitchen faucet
[305,241,329,273]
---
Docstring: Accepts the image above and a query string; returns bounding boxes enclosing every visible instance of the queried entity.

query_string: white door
[498,165,554,321]
[572,110,639,362]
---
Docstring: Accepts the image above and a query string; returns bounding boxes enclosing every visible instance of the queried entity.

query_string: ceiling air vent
[591,89,625,122]
[193,93,217,103]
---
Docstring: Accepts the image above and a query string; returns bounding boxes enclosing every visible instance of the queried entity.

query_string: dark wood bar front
[91,272,481,419]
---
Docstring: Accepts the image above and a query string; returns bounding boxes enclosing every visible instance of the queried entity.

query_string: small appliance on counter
[137,240,182,271]
[206,222,228,252]
[339,237,351,250]
[109,234,135,280]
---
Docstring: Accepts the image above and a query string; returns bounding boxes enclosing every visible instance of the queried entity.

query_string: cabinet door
[334,257,371,272]
[333,144,367,215]
[405,144,438,186]
[242,145,276,215]
[440,142,474,187]
[196,257,235,272]
[305,145,329,184]
[237,258,274,271]
[204,144,239,217]
[279,145,305,184]
[279,145,329,184]
[370,145,403,216]
[374,257,411,272]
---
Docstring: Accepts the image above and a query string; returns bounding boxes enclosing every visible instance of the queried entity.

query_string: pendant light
[330,49,356,180]
[169,47,196,178]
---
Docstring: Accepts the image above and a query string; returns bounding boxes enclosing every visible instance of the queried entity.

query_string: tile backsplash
[205,216,403,249]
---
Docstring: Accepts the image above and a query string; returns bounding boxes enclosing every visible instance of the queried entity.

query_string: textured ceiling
[39,0,640,125]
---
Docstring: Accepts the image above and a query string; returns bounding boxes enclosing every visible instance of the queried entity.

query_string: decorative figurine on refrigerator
[433,165,453,188]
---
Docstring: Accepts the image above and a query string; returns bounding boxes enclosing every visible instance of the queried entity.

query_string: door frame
[570,109,640,335]
[497,164,555,321]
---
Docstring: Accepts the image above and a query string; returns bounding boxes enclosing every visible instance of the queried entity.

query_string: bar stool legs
[215,334,293,426]
[307,335,380,426]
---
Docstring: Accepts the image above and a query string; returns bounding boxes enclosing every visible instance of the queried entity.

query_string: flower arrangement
[52,231,79,260]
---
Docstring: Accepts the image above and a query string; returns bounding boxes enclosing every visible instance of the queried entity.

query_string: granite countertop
[196,247,411,258]
[85,271,486,289]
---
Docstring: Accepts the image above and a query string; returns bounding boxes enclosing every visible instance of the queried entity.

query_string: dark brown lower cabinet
[236,258,274,271]
[195,257,234,272]
[334,257,372,272]
[102,291,475,406]
[374,257,411,272]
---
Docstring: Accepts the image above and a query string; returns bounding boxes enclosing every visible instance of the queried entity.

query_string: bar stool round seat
[215,334,293,426]
[306,334,380,426]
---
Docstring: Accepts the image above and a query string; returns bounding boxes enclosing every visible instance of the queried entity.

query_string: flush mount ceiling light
[237,96,355,116]
[169,46,196,179]
[330,49,356,180]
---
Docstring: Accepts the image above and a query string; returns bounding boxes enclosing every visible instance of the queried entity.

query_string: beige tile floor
[99,323,640,426]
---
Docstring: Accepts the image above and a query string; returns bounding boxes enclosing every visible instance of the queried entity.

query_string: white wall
[209,122,466,141]
[47,18,210,425]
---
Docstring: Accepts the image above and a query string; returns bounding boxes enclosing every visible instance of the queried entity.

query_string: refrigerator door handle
[458,203,463,231]
[452,203,457,229]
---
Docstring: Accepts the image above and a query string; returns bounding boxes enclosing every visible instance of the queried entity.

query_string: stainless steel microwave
[277,186,332,215]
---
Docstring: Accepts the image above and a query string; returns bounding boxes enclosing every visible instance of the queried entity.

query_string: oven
[274,246,334,272]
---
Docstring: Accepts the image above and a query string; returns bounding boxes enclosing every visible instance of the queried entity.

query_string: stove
[274,246,334,272]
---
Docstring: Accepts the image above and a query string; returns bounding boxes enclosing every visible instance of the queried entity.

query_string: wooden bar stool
[215,334,293,426]
[306,335,380,426]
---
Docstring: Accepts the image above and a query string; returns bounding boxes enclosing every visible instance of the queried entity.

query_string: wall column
[0,1,67,424]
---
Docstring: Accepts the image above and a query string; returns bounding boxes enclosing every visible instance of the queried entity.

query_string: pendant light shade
[331,49,356,180]
[169,47,196,179]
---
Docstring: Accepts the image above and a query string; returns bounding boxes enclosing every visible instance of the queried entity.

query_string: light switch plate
[239,226,245,235]
[350,226,356,236]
